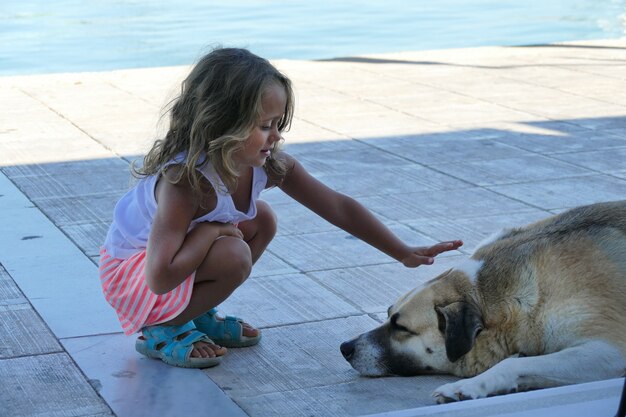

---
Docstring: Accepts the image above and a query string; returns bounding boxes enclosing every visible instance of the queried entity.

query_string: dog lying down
[341,200,626,403]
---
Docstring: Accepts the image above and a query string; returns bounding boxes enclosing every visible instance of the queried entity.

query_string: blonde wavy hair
[134,47,295,198]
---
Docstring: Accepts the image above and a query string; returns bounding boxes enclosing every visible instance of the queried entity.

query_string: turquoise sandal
[193,308,261,348]
[135,321,222,368]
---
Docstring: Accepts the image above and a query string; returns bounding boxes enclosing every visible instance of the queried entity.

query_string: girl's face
[234,83,287,169]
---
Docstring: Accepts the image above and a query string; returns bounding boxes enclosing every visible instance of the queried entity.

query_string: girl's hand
[401,240,463,268]
[198,221,244,240]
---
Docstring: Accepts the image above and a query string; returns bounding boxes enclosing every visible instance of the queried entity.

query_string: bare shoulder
[156,164,217,217]
[276,152,313,191]
[266,151,298,188]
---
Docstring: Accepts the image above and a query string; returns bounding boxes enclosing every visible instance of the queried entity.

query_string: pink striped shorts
[99,248,195,335]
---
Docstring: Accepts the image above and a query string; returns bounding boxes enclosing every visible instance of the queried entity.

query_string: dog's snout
[340,339,356,360]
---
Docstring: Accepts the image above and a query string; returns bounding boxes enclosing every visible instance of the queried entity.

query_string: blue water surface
[1,0,624,75]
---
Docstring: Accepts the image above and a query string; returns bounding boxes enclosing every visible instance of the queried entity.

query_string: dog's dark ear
[435,302,483,363]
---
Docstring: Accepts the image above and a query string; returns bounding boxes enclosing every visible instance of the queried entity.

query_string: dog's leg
[433,340,625,403]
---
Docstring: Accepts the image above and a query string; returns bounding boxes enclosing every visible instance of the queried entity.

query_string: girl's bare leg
[238,200,277,264]
[162,200,277,358]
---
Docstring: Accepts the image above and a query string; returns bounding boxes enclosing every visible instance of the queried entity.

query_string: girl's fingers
[422,240,463,256]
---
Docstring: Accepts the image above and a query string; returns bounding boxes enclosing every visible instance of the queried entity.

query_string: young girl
[99,47,462,369]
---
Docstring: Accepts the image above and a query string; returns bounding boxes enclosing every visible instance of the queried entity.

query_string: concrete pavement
[1,38,625,416]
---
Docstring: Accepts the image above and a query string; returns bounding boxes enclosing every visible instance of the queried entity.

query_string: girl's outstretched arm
[278,154,462,267]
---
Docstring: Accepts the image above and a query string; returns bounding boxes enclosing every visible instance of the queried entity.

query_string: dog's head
[340,268,483,376]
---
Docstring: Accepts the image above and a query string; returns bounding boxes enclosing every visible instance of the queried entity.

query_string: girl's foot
[137,334,227,358]
[212,313,259,338]
[136,322,225,368]
[194,309,262,347]
[188,338,227,358]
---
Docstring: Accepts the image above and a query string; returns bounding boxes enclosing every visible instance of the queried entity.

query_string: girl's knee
[197,236,252,284]
[255,200,277,237]
[221,237,252,282]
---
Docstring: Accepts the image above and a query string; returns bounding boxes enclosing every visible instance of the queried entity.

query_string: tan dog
[341,200,626,403]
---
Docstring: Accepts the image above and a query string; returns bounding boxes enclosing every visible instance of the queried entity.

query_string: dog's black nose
[340,339,355,360]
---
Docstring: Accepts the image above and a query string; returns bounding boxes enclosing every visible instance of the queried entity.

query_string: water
[1,0,625,75]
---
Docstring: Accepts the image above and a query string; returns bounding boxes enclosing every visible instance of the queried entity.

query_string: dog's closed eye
[390,313,416,334]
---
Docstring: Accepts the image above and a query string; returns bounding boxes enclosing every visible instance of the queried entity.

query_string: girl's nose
[270,127,281,142]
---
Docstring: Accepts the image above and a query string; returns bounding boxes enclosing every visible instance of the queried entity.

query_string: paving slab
[363,378,624,417]
[268,224,441,272]
[309,257,465,314]
[0,353,113,417]
[62,333,247,417]
[206,316,458,417]
[360,188,537,223]
[404,211,550,252]
[0,173,121,339]
[0,265,62,358]
[487,175,626,210]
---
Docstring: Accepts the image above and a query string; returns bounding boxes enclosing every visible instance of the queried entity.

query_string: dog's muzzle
[340,339,356,361]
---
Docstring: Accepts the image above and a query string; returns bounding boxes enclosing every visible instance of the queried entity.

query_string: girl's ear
[435,302,483,362]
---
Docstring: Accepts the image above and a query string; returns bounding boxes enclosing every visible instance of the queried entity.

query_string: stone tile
[550,147,626,174]
[3,158,132,198]
[105,65,189,105]
[488,175,626,210]
[0,136,115,167]
[433,154,594,186]
[217,273,359,328]
[251,251,299,278]
[0,173,120,338]
[409,101,537,127]
[61,221,110,257]
[283,136,367,156]
[261,162,458,206]
[367,137,533,165]
[606,128,626,140]
[321,112,440,138]
[62,333,247,417]
[494,127,626,155]
[360,188,535,223]
[32,193,122,226]
[295,146,415,177]
[564,114,626,131]
[0,303,62,358]
[613,171,626,180]
[536,106,626,128]
[310,255,465,314]
[271,201,343,236]
[313,165,470,197]
[21,77,162,144]
[235,375,457,417]
[0,353,112,417]
[205,316,383,397]
[268,224,438,272]
[0,266,62,358]
[359,131,472,149]
[285,118,350,143]
[405,210,551,252]
[368,378,625,417]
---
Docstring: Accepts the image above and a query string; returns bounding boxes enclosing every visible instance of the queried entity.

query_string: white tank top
[103,156,268,259]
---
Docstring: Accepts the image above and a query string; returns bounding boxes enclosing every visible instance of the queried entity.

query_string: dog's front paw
[433,379,487,403]
[433,374,518,404]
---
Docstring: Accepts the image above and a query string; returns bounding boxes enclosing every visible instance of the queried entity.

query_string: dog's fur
[341,200,626,403]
